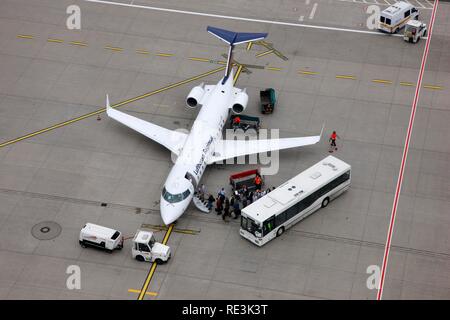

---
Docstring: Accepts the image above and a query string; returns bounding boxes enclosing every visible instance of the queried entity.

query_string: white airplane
[106,26,322,225]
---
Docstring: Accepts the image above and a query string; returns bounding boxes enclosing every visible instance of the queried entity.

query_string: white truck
[79,223,124,253]
[378,1,419,34]
[131,230,171,264]
[404,20,427,43]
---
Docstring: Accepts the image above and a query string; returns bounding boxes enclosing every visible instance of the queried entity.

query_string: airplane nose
[160,198,184,225]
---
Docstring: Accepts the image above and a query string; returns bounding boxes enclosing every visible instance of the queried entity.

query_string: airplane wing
[105,95,188,156]
[207,129,323,164]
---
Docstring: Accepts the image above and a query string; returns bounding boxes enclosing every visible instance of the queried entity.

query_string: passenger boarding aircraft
[106,26,322,225]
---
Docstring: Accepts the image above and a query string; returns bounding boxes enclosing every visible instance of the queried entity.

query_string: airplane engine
[186,85,205,108]
[231,91,248,114]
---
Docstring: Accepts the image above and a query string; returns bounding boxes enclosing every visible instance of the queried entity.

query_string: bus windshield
[241,216,262,237]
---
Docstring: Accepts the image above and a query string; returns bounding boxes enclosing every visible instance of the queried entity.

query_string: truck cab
[404,20,427,43]
[131,230,171,264]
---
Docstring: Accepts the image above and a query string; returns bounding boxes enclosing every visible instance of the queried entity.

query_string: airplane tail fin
[207,26,268,46]
[207,26,268,83]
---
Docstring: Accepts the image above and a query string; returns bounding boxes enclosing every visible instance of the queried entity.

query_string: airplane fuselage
[160,72,235,224]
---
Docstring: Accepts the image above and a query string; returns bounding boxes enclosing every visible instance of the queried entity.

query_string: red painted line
[377,0,439,300]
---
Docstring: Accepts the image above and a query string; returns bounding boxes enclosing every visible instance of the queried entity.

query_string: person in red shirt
[329,131,340,152]
[254,174,262,190]
[233,116,241,132]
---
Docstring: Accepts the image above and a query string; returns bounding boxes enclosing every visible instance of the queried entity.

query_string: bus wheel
[136,255,145,262]
[321,197,330,208]
[155,259,163,265]
[79,241,87,248]
[276,227,285,237]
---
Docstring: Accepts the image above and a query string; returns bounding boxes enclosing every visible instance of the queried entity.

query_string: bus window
[263,217,275,236]
[404,10,410,18]
[386,18,391,25]
[275,212,286,227]
[380,16,385,23]
[285,205,298,221]
[242,216,262,236]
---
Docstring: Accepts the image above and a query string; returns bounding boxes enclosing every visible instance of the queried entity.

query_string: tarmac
[0,0,449,299]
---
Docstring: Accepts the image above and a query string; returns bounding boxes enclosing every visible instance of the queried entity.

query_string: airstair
[193,194,211,213]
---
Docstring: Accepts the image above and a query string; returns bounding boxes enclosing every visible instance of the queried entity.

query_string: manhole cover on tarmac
[31,221,62,240]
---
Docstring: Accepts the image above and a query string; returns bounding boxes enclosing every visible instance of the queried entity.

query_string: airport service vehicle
[230,168,264,192]
[79,223,124,253]
[228,114,261,133]
[240,156,351,246]
[378,1,419,34]
[404,20,427,43]
[260,88,276,114]
[105,26,322,225]
[131,230,171,264]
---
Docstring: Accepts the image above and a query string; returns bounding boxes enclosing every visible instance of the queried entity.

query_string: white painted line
[85,0,408,37]
[309,3,318,19]
[424,0,434,7]
[299,16,304,22]
[414,0,427,8]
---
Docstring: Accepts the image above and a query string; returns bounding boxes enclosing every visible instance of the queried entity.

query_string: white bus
[240,155,351,246]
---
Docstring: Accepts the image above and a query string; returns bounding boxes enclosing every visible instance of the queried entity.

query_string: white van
[79,223,124,253]
[378,1,419,34]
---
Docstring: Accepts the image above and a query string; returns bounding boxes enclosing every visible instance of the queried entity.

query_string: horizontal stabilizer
[207,26,268,45]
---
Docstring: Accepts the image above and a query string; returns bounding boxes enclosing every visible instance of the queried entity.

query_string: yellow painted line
[155,53,174,57]
[423,85,443,90]
[246,41,253,51]
[136,49,150,55]
[47,38,64,43]
[188,57,210,62]
[141,224,200,235]
[68,41,87,47]
[266,67,282,71]
[137,224,174,300]
[17,34,34,39]
[104,45,123,52]
[255,49,274,58]
[372,79,393,84]
[0,66,225,149]
[128,289,158,297]
[336,75,356,80]
[233,65,244,85]
[400,82,415,87]
[299,70,319,75]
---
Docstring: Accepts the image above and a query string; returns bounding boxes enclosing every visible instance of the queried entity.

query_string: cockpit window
[162,187,191,203]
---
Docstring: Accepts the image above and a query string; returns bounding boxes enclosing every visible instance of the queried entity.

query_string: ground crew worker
[233,116,241,132]
[329,131,340,152]
[254,174,262,190]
